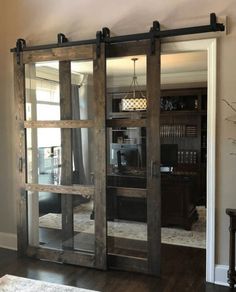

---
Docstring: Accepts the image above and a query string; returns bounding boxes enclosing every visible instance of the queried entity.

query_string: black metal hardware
[57,33,68,44]
[226,209,236,289]
[210,13,218,31]
[16,38,26,65]
[11,13,225,53]
[150,20,160,55]
[102,27,110,43]
[96,27,110,58]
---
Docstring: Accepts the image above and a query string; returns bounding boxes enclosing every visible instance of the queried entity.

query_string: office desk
[107,173,198,230]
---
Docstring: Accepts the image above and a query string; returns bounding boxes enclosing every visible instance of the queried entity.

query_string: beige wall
[0,0,236,265]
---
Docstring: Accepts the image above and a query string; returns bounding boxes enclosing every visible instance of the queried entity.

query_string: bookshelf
[160,88,207,205]
[107,87,207,206]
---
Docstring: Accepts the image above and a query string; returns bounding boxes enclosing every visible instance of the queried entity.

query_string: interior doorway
[161,39,217,283]
[14,37,216,282]
[105,45,208,276]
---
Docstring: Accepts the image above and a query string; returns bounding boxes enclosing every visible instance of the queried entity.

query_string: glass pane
[28,192,95,253]
[106,126,147,257]
[106,54,147,258]
[25,60,94,121]
[73,195,95,252]
[25,61,60,121]
[71,60,94,120]
[106,55,146,119]
[107,193,147,258]
[26,128,94,185]
[107,127,146,186]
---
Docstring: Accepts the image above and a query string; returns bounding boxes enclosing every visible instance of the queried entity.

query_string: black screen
[161,144,178,166]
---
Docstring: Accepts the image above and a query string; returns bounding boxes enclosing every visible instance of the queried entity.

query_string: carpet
[0,275,98,292]
[39,202,206,249]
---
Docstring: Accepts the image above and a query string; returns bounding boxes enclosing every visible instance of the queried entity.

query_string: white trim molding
[162,38,217,283]
[215,265,230,287]
[0,232,17,250]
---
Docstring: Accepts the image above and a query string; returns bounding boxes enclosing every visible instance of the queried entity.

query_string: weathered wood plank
[27,246,95,268]
[106,119,146,128]
[108,254,148,274]
[146,39,161,276]
[14,52,28,256]
[25,63,39,247]
[107,187,146,198]
[107,111,146,119]
[23,45,93,64]
[24,120,94,128]
[60,61,73,249]
[25,183,94,197]
[107,40,148,58]
[93,43,107,270]
[108,236,147,251]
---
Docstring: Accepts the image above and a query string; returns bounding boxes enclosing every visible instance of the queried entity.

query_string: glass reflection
[107,127,146,186]
[26,128,94,186]
[25,60,94,121]
[28,192,95,253]
[106,55,146,119]
[106,55,147,258]
[25,62,60,121]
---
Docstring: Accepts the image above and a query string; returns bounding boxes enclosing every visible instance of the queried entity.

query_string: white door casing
[161,38,217,283]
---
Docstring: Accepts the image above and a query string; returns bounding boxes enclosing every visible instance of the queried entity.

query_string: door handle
[19,157,23,172]
[151,160,159,178]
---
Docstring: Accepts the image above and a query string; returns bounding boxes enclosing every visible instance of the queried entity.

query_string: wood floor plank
[0,247,230,292]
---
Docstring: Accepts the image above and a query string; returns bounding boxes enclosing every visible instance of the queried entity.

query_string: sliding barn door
[14,44,107,269]
[14,39,161,275]
[106,40,161,275]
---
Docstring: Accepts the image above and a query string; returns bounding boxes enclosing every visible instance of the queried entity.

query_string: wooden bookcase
[160,87,207,205]
[107,87,207,229]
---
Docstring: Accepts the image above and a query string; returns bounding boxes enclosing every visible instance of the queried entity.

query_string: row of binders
[178,150,198,164]
[160,124,197,138]
[160,124,186,137]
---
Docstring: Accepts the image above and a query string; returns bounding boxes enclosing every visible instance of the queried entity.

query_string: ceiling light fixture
[121,58,147,111]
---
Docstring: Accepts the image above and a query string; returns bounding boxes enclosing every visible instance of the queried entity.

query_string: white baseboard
[0,232,17,251]
[215,265,231,287]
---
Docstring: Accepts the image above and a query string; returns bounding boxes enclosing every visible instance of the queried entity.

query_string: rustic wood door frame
[14,43,107,269]
[14,39,162,275]
[106,39,161,276]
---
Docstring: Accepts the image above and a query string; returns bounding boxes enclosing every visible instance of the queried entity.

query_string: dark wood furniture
[160,88,207,206]
[226,208,236,289]
[106,88,206,232]
[161,174,198,230]
[107,173,198,230]
[108,87,207,206]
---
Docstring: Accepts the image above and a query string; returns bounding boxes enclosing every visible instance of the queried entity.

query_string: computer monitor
[110,143,177,169]
[161,144,178,167]
[110,143,141,167]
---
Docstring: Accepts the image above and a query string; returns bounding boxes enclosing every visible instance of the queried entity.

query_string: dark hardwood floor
[0,245,230,292]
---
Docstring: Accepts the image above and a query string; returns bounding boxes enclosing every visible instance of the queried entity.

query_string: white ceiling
[15,0,232,45]
[107,51,207,76]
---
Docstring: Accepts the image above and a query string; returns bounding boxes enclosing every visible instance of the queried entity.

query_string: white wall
[0,0,236,268]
